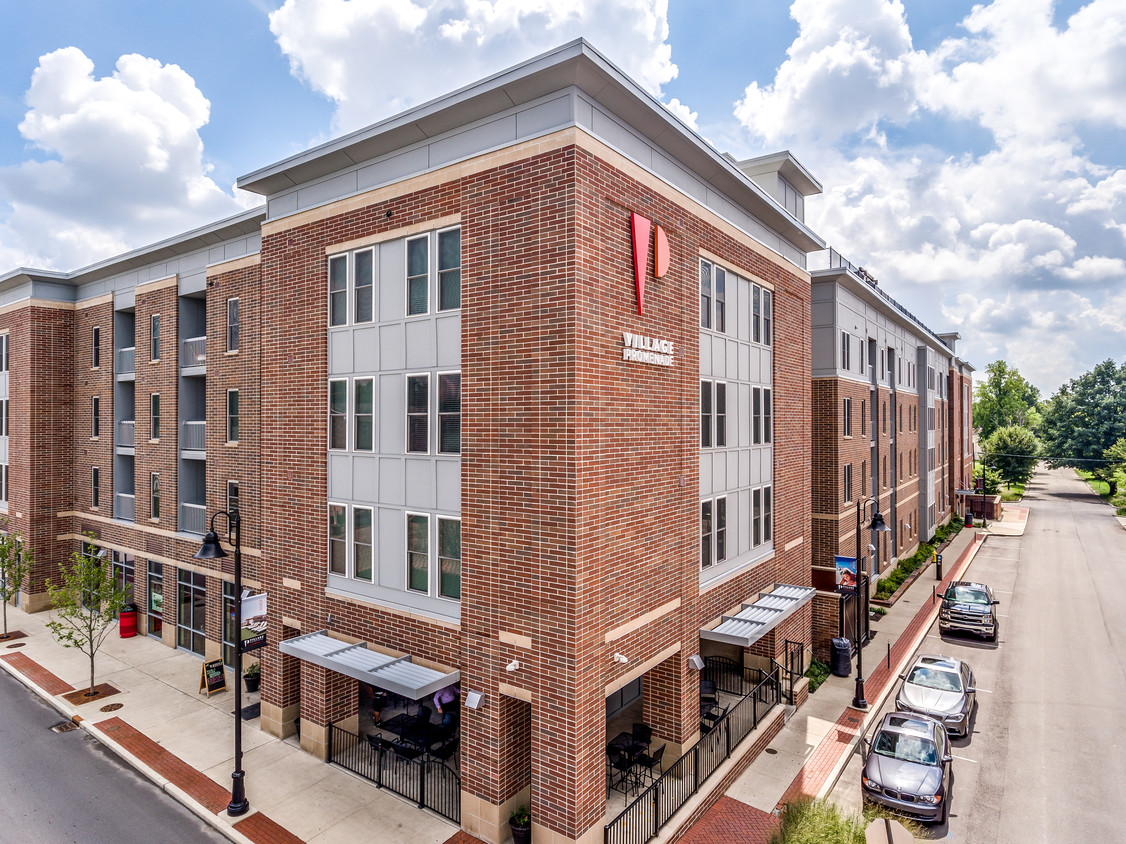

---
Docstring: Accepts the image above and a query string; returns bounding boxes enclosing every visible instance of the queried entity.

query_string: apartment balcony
[180,420,206,456]
[179,502,207,536]
[116,420,136,454]
[181,336,207,371]
[115,347,136,380]
[115,493,135,522]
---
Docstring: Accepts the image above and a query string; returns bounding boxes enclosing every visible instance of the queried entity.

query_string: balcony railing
[181,336,207,368]
[179,502,207,535]
[115,493,135,522]
[180,420,206,451]
[117,420,135,448]
[116,347,136,374]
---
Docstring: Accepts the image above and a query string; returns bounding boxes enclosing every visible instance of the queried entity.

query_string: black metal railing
[773,639,807,705]
[328,723,461,823]
[604,668,780,844]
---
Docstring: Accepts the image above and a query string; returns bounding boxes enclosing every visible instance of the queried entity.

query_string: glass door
[147,561,163,636]
[176,569,206,656]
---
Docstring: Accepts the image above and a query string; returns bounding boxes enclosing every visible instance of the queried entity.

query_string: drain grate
[50,721,79,733]
[99,703,124,712]
[6,642,25,649]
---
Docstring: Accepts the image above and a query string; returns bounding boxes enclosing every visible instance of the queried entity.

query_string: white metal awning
[278,631,460,700]
[700,583,816,648]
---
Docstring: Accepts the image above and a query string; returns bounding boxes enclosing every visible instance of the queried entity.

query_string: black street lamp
[853,497,890,709]
[194,510,249,817]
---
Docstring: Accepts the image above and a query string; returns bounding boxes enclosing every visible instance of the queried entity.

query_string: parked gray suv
[862,712,953,824]
[939,580,999,641]
[894,655,976,737]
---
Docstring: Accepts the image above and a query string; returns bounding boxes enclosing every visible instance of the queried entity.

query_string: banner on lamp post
[240,590,267,653]
[835,556,858,595]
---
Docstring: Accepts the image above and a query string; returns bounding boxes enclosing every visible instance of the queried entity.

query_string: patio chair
[429,736,459,767]
[635,743,666,784]
[631,722,653,749]
[606,745,636,795]
[700,679,718,707]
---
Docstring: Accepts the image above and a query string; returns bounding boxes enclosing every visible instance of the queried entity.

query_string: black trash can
[830,637,853,677]
[965,512,974,527]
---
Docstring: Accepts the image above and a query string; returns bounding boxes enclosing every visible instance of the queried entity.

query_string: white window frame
[150,472,160,520]
[406,234,430,317]
[713,266,726,334]
[841,331,851,370]
[328,378,349,451]
[227,480,239,518]
[150,393,160,441]
[354,377,374,452]
[436,226,461,312]
[700,260,713,330]
[406,373,430,454]
[844,463,853,504]
[436,371,461,455]
[701,380,714,448]
[226,297,240,352]
[752,284,761,343]
[752,488,762,546]
[92,396,100,439]
[328,254,349,327]
[406,511,430,594]
[226,389,239,444]
[353,505,374,583]
[437,515,461,601]
[762,289,773,347]
[328,503,348,576]
[763,485,773,543]
[92,326,101,368]
[354,247,375,324]
[0,334,8,372]
[843,397,852,437]
[150,314,161,362]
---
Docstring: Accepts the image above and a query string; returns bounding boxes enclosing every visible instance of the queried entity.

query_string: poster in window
[240,590,267,653]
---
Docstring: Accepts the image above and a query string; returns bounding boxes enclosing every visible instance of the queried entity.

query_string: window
[843,397,852,437]
[92,326,101,368]
[354,249,374,323]
[227,298,240,351]
[844,464,853,504]
[714,267,726,333]
[328,504,347,574]
[861,459,868,496]
[407,235,429,315]
[150,393,160,440]
[0,398,8,436]
[329,255,348,326]
[92,396,100,438]
[841,331,851,370]
[227,481,239,519]
[752,488,762,546]
[0,335,8,371]
[111,551,135,606]
[92,467,100,508]
[438,373,461,454]
[882,401,887,434]
[148,561,163,635]
[222,581,236,668]
[406,375,429,453]
[176,569,206,656]
[407,513,429,593]
[354,378,373,451]
[861,400,867,438]
[701,381,713,448]
[150,314,160,361]
[150,473,160,520]
[860,341,866,375]
[700,261,712,329]
[226,389,239,443]
[763,289,773,346]
[438,517,461,599]
[0,465,7,505]
[715,383,727,447]
[752,387,762,445]
[763,389,773,444]
[763,486,773,542]
[701,500,712,567]
[899,402,903,432]
[438,228,461,311]
[753,285,761,343]
[701,497,727,568]
[353,506,374,582]
[883,456,888,488]
[716,497,727,563]
[329,379,348,450]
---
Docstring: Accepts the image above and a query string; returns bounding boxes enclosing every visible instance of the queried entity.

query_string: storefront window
[147,561,163,636]
[176,569,206,656]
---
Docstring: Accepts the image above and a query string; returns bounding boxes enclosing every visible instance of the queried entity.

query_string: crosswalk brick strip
[1,652,74,696]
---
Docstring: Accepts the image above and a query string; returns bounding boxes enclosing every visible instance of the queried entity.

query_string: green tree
[974,360,1042,440]
[1105,437,1126,477]
[46,537,128,696]
[0,523,30,638]
[982,425,1041,487]
[1040,360,1126,496]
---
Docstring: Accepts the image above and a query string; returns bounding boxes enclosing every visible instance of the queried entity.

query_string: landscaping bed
[871,516,964,607]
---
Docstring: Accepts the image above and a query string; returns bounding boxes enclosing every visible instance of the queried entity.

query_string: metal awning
[700,583,816,648]
[278,631,460,700]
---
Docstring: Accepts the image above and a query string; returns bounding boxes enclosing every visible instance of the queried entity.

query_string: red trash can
[119,604,139,638]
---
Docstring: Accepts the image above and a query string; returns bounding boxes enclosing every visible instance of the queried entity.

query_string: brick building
[808,251,974,658]
[0,40,973,844]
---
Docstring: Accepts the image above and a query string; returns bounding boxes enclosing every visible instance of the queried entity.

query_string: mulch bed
[0,631,27,642]
[62,683,121,705]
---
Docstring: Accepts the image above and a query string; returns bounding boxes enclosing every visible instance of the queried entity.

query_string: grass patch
[1077,469,1126,514]
[1077,469,1111,497]
[768,797,925,844]
[871,605,888,617]
[1000,482,1024,502]
[805,657,830,694]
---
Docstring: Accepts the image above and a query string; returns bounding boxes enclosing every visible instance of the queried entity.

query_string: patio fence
[327,723,460,823]
[604,666,780,844]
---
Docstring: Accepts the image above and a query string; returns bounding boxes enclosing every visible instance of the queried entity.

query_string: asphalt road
[0,669,225,844]
[830,467,1126,842]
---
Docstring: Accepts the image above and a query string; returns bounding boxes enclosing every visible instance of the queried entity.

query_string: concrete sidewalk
[0,605,460,844]
[680,509,1028,842]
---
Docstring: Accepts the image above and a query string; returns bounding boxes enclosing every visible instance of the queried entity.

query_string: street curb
[0,655,246,844]
[813,531,988,801]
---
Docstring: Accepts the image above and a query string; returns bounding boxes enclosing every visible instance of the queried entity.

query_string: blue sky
[0,0,1123,397]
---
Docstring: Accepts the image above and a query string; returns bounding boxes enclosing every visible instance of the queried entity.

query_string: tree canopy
[973,360,1041,440]
[1040,359,1126,495]
[982,425,1040,487]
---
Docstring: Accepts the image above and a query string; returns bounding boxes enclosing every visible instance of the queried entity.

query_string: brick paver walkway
[232,811,306,844]
[676,796,779,844]
[1,651,74,695]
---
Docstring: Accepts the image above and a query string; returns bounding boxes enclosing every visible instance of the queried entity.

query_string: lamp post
[193,510,249,816]
[853,496,890,709]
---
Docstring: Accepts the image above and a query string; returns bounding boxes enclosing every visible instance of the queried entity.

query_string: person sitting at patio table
[434,684,460,728]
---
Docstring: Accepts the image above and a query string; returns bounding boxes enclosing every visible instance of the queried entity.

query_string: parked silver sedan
[862,712,953,824]
[894,655,976,738]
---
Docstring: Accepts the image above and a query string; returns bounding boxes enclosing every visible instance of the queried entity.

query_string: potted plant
[243,661,261,693]
[509,805,530,844]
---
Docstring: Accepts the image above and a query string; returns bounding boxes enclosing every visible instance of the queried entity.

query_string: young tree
[1040,360,1126,495]
[974,360,1042,440]
[46,538,128,696]
[0,524,30,638]
[982,426,1041,487]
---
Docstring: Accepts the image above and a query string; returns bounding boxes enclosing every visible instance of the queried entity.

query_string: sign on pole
[835,555,858,594]
[240,590,267,653]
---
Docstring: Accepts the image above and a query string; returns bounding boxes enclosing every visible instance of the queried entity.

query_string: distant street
[0,669,225,844]
[831,467,1126,841]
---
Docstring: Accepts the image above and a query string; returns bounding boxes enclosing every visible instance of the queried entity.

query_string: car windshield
[873,731,938,765]
[907,666,962,692]
[947,585,989,604]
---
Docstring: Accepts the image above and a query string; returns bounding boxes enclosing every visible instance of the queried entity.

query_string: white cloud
[0,47,246,270]
[269,0,679,134]
[731,0,1126,393]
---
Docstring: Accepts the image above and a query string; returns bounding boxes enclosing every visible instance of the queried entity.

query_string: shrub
[768,797,924,844]
[805,657,831,693]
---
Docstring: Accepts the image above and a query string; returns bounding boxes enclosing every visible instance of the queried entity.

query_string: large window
[226,390,239,443]
[752,387,772,445]
[354,378,373,451]
[701,381,713,448]
[700,261,713,329]
[406,375,429,453]
[329,379,348,450]
[353,506,373,582]
[438,517,461,599]
[407,513,429,593]
[329,254,348,326]
[1,398,8,436]
[112,551,135,606]
[841,331,851,370]
[227,298,240,352]
[150,314,160,361]
[150,393,160,440]
[438,228,461,311]
[763,289,772,346]
[222,581,236,668]
[438,373,461,454]
[700,381,725,448]
[700,497,727,569]
[354,249,374,323]
[407,235,429,316]
[147,561,163,636]
[328,504,347,575]
[714,266,726,333]
[176,569,206,656]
